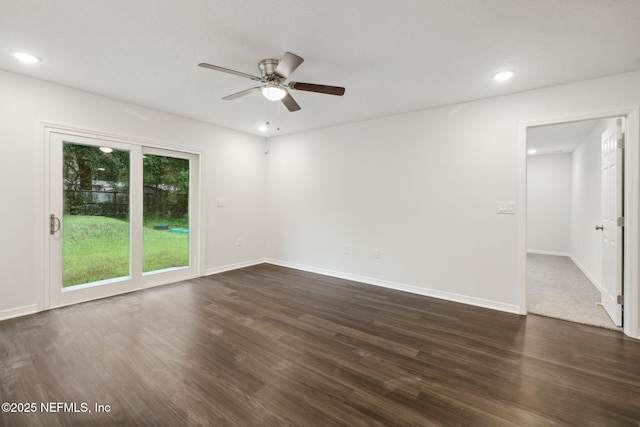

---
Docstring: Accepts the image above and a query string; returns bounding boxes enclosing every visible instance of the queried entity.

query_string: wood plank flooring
[1,264,640,426]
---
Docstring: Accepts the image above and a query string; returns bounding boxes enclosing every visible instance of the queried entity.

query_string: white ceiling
[527,119,602,155]
[1,0,639,137]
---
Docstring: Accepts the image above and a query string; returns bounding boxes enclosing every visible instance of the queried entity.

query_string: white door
[600,119,624,326]
[48,130,200,309]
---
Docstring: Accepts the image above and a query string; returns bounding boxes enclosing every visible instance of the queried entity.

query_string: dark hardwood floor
[1,264,640,426]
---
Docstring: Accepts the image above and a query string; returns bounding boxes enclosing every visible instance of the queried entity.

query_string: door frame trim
[518,107,640,339]
[40,122,204,311]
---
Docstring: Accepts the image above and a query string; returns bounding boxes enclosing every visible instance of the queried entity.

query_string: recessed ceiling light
[493,70,514,82]
[527,149,537,154]
[257,125,268,132]
[12,51,41,64]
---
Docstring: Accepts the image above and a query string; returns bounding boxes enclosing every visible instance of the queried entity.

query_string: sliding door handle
[595,225,603,231]
[50,214,61,235]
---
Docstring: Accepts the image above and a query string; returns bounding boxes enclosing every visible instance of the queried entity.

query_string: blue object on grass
[170,228,189,233]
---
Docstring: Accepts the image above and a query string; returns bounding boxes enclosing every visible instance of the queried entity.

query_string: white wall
[527,153,572,255]
[265,103,525,312]
[265,71,640,324]
[0,70,266,319]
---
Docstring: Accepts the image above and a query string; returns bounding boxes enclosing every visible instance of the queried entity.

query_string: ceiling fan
[198,52,345,112]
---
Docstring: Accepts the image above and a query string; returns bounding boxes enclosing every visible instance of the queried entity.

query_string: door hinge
[617,133,625,149]
[617,295,623,305]
[617,217,625,227]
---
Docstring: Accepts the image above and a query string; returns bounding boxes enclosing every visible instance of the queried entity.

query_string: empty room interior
[1,1,640,425]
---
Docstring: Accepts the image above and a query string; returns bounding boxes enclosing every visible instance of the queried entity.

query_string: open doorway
[525,118,623,330]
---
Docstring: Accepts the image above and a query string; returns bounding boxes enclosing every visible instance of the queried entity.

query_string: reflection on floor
[527,253,620,330]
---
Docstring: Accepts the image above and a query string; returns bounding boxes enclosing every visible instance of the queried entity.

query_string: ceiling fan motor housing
[259,59,281,80]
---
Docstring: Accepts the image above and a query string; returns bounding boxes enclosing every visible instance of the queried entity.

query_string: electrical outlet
[373,249,380,259]
[343,244,349,254]
[236,238,242,247]
[217,198,225,207]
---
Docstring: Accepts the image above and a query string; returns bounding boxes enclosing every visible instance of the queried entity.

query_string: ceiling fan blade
[222,87,261,100]
[288,82,345,96]
[281,92,301,112]
[274,52,304,79]
[198,63,263,82]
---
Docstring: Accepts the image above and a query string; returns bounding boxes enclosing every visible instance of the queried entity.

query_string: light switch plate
[497,202,516,214]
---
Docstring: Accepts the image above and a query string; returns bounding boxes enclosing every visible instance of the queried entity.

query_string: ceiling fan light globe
[262,86,287,101]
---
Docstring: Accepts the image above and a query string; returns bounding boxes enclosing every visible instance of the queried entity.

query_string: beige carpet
[527,253,621,330]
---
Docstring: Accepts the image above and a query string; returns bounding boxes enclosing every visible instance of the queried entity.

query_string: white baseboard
[265,258,521,315]
[2,260,522,322]
[0,305,38,322]
[204,258,266,276]
[527,250,571,257]
[569,255,602,292]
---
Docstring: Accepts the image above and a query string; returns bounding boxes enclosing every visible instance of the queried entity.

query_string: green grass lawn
[63,215,189,287]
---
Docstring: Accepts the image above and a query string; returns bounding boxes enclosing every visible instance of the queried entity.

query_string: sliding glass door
[62,142,132,286]
[48,132,199,308]
[141,147,198,286]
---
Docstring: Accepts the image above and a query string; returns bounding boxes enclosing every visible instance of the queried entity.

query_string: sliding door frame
[41,123,204,311]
